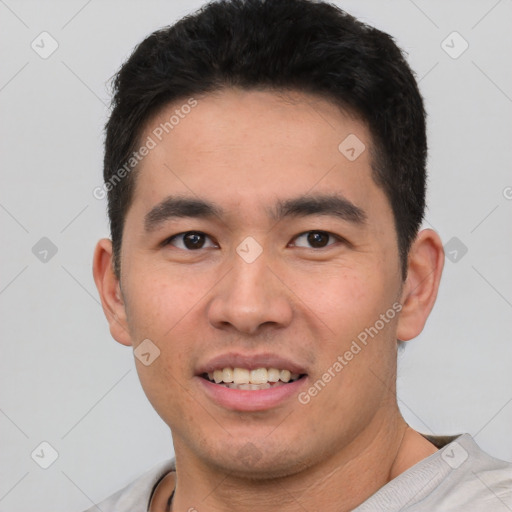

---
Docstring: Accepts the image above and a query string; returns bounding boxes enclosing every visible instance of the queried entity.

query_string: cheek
[290,264,389,338]
[123,267,207,340]
[129,293,198,422]
[122,266,213,402]
[292,263,401,387]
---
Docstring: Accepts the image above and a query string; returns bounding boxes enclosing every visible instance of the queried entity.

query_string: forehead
[129,88,387,223]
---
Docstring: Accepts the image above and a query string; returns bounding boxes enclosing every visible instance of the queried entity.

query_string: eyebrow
[144,193,366,232]
[269,194,367,224]
[144,196,223,232]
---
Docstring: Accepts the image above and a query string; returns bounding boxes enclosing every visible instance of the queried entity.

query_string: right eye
[163,231,218,250]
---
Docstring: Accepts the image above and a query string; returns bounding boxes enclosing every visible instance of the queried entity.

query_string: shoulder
[81,459,176,512]
[355,434,512,511]
[431,434,512,509]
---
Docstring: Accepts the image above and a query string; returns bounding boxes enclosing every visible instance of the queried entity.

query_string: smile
[202,367,304,390]
[195,352,309,410]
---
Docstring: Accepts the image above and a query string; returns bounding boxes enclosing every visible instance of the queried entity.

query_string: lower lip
[197,376,307,412]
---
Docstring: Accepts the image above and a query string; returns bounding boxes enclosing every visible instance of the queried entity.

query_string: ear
[92,238,132,346]
[396,229,444,342]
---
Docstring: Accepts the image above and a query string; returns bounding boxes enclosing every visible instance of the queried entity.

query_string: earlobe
[92,238,132,346]
[396,229,444,342]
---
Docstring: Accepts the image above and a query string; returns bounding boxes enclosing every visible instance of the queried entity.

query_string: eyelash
[163,230,345,250]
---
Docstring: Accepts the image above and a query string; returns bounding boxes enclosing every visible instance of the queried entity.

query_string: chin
[203,443,313,481]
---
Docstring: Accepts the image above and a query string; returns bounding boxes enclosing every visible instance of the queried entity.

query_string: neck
[169,413,438,512]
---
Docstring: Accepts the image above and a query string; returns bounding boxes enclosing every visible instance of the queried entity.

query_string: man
[90,0,512,510]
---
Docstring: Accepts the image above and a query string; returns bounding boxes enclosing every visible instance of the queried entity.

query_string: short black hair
[103,0,427,279]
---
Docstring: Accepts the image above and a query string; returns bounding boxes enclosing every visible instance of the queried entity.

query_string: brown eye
[307,231,330,248]
[293,230,337,249]
[166,231,217,250]
[183,232,205,249]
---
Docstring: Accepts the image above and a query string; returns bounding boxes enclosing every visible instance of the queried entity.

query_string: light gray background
[1,1,511,511]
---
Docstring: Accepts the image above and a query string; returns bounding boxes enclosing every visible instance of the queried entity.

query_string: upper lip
[196,352,308,375]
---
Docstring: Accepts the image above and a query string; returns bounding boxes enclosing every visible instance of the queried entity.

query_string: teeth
[250,368,268,384]
[227,382,272,390]
[280,370,291,383]
[267,368,280,382]
[233,368,250,384]
[205,367,302,385]
[222,368,234,383]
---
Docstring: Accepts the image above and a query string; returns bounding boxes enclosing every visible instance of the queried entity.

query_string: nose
[207,249,294,335]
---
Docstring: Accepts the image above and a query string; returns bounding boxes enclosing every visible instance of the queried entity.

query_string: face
[114,89,406,478]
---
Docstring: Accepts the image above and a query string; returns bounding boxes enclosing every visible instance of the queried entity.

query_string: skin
[93,88,444,511]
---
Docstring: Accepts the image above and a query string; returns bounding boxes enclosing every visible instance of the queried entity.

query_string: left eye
[292,231,339,249]
[165,231,217,250]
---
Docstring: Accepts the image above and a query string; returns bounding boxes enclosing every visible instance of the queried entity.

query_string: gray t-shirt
[83,433,512,511]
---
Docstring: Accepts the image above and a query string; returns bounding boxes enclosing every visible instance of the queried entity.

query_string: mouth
[195,353,309,411]
[201,367,307,390]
